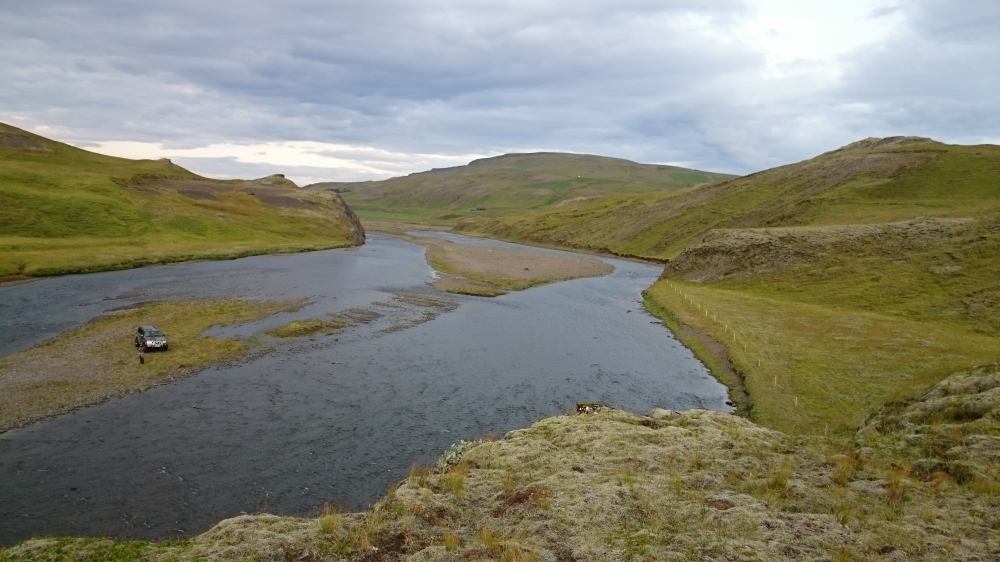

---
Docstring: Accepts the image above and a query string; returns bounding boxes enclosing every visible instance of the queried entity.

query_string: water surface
[0,234,728,545]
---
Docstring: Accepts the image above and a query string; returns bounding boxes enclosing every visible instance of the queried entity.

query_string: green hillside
[0,123,364,277]
[460,137,1000,258]
[310,152,733,224]
[450,137,1000,434]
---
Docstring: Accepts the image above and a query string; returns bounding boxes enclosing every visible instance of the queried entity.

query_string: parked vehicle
[135,325,168,351]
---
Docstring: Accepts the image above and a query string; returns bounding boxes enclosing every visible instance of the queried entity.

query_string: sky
[2,0,998,185]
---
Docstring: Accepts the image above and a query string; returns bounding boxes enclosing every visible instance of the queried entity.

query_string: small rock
[649,408,678,420]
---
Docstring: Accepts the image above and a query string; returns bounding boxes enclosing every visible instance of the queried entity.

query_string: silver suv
[135,325,168,351]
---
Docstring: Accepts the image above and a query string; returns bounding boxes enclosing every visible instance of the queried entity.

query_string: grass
[460,139,1000,261]
[0,123,363,277]
[327,152,731,225]
[0,298,299,430]
[644,280,1000,435]
[266,317,348,338]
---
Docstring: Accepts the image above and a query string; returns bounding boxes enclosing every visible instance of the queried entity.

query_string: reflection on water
[0,234,728,545]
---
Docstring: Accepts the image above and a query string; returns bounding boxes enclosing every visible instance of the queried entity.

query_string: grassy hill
[458,137,1000,258]
[0,123,364,277]
[451,138,1000,434]
[309,152,733,224]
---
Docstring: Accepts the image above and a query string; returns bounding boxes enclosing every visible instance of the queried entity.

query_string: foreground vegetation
[5,382,997,560]
[0,123,364,278]
[0,299,299,431]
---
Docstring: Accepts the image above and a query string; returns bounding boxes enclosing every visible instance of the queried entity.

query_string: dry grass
[317,504,343,536]
[0,298,298,430]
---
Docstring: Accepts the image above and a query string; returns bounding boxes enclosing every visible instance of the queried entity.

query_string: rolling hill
[0,123,365,277]
[307,152,734,224]
[450,137,1000,434]
[459,137,1000,259]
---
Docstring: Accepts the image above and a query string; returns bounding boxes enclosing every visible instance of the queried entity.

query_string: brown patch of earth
[366,220,613,297]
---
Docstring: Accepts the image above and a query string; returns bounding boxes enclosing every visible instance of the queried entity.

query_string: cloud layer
[2,0,998,183]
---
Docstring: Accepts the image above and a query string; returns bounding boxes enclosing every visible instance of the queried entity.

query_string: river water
[0,233,728,545]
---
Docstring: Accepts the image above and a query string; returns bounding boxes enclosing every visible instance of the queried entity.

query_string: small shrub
[444,462,469,499]
[407,464,433,488]
[831,452,857,486]
[502,470,517,492]
[503,540,538,562]
[478,526,502,553]
[442,530,461,551]
[885,464,911,512]
[318,503,342,535]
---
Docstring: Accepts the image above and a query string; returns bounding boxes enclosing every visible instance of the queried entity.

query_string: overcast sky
[2,0,998,185]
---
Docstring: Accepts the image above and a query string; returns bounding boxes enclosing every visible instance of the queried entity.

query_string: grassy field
[645,280,1000,435]
[313,151,732,225]
[0,299,300,431]
[0,123,364,277]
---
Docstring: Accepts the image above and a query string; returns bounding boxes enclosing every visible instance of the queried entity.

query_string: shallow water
[0,234,728,545]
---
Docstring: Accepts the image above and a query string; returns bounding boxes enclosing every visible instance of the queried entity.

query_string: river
[0,233,728,545]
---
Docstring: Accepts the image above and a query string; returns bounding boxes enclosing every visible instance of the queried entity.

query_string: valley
[1,130,998,561]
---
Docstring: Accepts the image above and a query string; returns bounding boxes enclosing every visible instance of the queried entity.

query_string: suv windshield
[147,330,162,337]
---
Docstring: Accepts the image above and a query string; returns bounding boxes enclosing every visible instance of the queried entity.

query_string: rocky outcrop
[328,190,366,246]
[664,217,974,282]
[252,173,300,189]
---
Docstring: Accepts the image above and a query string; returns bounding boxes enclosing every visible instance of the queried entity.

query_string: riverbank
[365,221,614,296]
[0,299,300,431]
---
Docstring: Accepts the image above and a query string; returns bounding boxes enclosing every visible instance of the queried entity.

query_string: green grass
[0,123,363,277]
[0,298,300,430]
[645,280,1000,435]
[266,317,349,337]
[323,152,732,225]
[461,140,1000,261]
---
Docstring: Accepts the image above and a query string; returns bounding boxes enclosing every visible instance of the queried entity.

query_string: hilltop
[307,152,733,224]
[458,137,1000,258]
[0,123,364,277]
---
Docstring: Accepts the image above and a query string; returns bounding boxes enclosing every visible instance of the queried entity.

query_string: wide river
[0,233,728,545]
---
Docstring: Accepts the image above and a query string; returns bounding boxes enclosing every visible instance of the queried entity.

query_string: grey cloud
[0,0,997,180]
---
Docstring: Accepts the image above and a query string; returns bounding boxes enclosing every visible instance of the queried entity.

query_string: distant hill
[0,123,364,277]
[460,137,1000,259]
[306,152,734,224]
